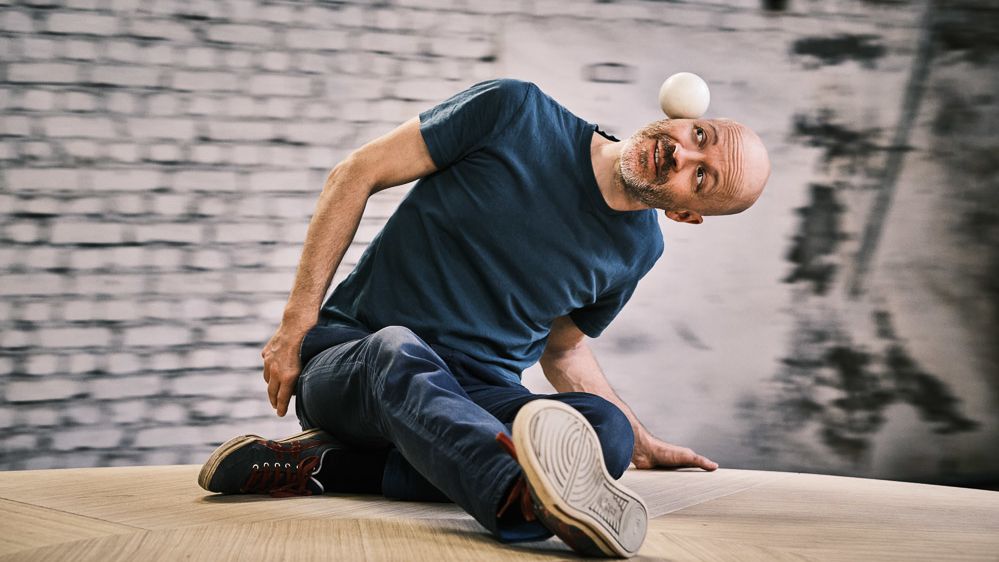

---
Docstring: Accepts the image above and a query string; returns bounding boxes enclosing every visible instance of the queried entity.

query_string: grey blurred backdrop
[1,0,996,487]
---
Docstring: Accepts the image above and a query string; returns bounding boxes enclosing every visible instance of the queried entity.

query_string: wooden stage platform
[1,465,996,560]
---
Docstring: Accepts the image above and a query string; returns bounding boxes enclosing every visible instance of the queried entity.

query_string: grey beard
[618,133,676,211]
[622,177,676,211]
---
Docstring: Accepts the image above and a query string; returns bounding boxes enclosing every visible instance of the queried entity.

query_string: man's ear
[665,210,703,224]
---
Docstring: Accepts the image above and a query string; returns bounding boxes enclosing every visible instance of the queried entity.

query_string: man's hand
[632,433,719,471]
[262,322,310,417]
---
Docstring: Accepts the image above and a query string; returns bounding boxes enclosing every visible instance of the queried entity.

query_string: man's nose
[671,143,703,170]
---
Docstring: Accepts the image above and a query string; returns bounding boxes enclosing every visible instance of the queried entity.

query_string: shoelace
[495,432,537,522]
[240,455,321,498]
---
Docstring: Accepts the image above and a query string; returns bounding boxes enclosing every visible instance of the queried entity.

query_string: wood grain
[1,466,996,561]
[0,498,138,557]
[641,472,999,561]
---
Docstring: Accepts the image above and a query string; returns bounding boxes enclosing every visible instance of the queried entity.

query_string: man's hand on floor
[262,323,308,417]
[632,434,719,471]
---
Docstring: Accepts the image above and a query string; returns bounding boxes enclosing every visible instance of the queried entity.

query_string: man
[198,79,770,557]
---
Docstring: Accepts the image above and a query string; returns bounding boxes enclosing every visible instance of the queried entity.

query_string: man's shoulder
[482,77,536,94]
[468,78,537,109]
[484,79,586,131]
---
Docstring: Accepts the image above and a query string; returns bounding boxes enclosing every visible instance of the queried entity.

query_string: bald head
[712,119,770,215]
[616,117,771,223]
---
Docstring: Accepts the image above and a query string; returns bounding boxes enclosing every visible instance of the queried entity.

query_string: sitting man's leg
[201,325,524,539]
[200,326,646,556]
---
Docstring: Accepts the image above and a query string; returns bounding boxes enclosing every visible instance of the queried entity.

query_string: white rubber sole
[197,428,326,492]
[512,400,648,558]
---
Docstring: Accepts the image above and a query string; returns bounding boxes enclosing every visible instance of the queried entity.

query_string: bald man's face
[618,118,770,223]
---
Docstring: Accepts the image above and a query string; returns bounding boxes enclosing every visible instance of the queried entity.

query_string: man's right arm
[263,116,438,417]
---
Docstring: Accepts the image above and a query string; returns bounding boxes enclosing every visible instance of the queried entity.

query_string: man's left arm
[540,316,718,471]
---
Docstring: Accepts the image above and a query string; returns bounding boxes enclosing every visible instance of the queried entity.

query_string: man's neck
[590,132,649,212]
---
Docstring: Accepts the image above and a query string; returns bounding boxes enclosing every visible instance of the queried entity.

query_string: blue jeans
[294,323,635,541]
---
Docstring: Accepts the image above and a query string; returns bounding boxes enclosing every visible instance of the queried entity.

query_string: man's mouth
[652,137,672,181]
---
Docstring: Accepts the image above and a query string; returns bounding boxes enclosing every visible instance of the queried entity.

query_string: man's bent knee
[371,325,421,348]
[369,325,436,360]
[571,394,635,478]
[366,325,447,383]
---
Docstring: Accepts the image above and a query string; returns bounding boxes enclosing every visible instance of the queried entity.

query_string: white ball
[658,72,710,119]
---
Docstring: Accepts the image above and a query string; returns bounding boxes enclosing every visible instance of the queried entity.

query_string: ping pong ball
[658,72,710,119]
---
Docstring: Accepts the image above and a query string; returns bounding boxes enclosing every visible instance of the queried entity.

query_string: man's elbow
[541,340,588,365]
[324,155,375,197]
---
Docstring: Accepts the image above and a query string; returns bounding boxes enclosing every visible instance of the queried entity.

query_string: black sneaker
[198,428,341,497]
[497,400,648,558]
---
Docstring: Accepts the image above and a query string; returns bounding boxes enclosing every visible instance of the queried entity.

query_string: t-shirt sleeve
[418,78,533,169]
[569,242,663,338]
[568,281,641,339]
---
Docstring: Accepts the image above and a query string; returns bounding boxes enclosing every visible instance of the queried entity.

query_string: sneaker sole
[197,428,327,492]
[512,400,648,558]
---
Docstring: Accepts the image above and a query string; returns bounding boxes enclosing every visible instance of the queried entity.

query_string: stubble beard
[618,121,677,211]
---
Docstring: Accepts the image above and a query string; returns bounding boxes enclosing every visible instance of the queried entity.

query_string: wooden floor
[1,466,997,561]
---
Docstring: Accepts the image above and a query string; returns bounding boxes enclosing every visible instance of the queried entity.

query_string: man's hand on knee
[262,323,308,417]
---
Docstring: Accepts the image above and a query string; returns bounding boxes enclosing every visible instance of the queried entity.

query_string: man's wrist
[632,427,654,455]
[280,308,316,333]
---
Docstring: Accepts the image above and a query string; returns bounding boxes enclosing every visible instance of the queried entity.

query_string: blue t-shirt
[315,79,664,378]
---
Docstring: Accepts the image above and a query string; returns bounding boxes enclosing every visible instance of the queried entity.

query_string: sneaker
[497,400,648,558]
[198,428,341,497]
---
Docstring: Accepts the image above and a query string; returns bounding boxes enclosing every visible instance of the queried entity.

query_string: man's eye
[696,167,705,188]
[695,127,705,145]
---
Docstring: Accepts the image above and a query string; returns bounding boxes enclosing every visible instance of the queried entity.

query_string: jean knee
[369,325,426,361]
[366,326,443,382]
[371,325,420,348]
[575,395,634,478]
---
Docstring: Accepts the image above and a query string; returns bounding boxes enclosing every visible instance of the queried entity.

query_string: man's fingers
[678,448,718,471]
[276,382,293,418]
[665,446,719,471]
[267,373,280,410]
[678,447,718,471]
[694,454,719,471]
[262,358,270,383]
